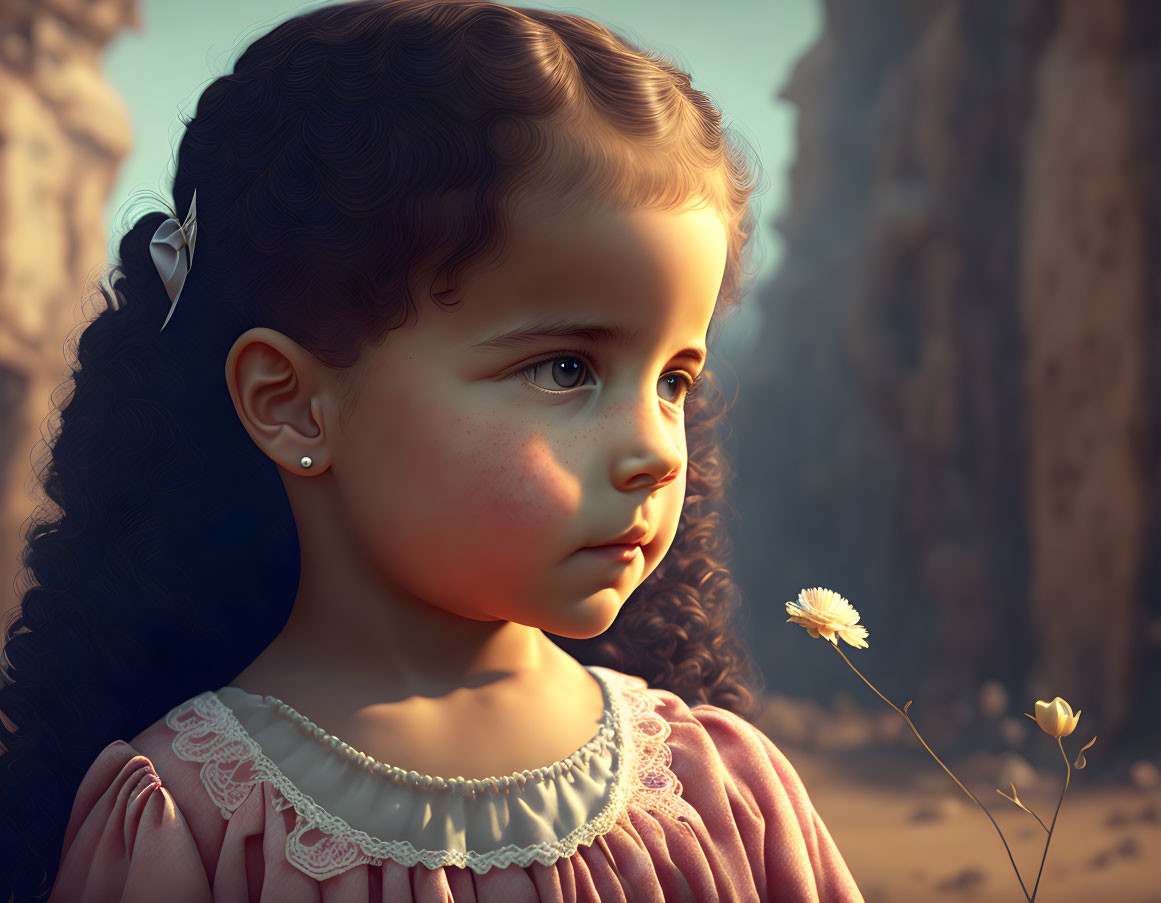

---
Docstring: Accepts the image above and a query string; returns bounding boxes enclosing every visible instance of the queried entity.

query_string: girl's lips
[582,543,641,561]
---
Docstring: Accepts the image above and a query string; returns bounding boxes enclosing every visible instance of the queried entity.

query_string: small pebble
[934,867,985,892]
[1113,836,1140,859]
[907,797,963,823]
[1128,760,1160,790]
[995,752,1039,792]
[999,715,1026,747]
[978,680,1007,720]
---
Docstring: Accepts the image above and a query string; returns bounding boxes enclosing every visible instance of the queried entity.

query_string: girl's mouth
[581,543,641,562]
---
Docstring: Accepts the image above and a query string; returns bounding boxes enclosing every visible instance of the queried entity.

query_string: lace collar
[214,664,619,793]
[164,665,696,877]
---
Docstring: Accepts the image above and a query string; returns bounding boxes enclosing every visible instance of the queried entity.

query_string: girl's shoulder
[129,699,234,855]
[48,736,214,901]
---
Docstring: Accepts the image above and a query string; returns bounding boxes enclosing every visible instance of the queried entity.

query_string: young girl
[0,1,863,899]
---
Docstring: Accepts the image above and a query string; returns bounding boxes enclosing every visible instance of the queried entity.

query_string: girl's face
[330,195,728,640]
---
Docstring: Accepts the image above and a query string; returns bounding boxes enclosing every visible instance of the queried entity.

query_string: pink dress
[48,665,864,902]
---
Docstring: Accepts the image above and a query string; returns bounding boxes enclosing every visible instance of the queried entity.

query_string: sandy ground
[780,740,1161,903]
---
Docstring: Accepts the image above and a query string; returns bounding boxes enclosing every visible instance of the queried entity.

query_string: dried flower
[1073,735,1097,770]
[785,587,869,649]
[1025,697,1080,739]
[996,781,1032,817]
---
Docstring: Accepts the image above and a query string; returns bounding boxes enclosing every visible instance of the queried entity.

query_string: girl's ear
[224,326,335,475]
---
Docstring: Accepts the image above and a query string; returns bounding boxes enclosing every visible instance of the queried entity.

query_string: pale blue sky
[103,0,820,361]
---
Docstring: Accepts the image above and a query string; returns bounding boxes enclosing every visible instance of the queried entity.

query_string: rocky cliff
[732,0,1161,771]
[0,0,136,633]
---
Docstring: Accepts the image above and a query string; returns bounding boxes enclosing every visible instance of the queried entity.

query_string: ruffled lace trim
[247,686,617,791]
[618,675,701,826]
[166,666,699,879]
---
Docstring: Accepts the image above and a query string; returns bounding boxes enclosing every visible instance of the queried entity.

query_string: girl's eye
[517,353,705,407]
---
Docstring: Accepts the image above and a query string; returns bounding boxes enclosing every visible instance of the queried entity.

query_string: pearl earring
[300,456,313,470]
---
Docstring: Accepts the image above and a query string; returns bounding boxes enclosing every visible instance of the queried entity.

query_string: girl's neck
[232,620,578,706]
[270,471,572,702]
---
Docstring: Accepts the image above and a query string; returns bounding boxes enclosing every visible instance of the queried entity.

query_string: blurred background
[1,0,1159,900]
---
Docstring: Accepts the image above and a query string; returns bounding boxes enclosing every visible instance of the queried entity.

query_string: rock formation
[732,0,1161,767]
[0,0,136,631]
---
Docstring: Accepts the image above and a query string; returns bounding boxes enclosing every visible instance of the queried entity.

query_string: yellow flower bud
[1024,697,1081,739]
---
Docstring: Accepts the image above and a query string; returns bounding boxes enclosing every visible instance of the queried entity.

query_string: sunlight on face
[329,194,729,640]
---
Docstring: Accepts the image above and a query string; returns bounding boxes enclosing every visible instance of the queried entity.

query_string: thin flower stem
[828,641,1032,903]
[1029,739,1069,903]
[1026,807,1050,835]
[998,789,1050,833]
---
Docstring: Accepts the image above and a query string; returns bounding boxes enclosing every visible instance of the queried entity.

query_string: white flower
[785,587,869,649]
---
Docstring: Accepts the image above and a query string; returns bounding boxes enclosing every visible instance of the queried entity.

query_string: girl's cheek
[459,416,580,536]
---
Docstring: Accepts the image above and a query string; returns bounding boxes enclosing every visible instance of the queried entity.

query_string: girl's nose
[606,397,684,493]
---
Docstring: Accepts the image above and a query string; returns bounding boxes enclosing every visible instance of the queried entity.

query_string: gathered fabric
[49,666,865,902]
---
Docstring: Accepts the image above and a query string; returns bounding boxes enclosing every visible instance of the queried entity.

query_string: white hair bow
[149,189,198,332]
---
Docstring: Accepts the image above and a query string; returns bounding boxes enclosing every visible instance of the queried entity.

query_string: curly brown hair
[0,1,766,898]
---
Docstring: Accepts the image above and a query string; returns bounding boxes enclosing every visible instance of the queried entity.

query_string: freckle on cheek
[474,428,579,533]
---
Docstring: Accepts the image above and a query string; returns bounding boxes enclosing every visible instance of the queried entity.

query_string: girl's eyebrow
[470,316,706,366]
